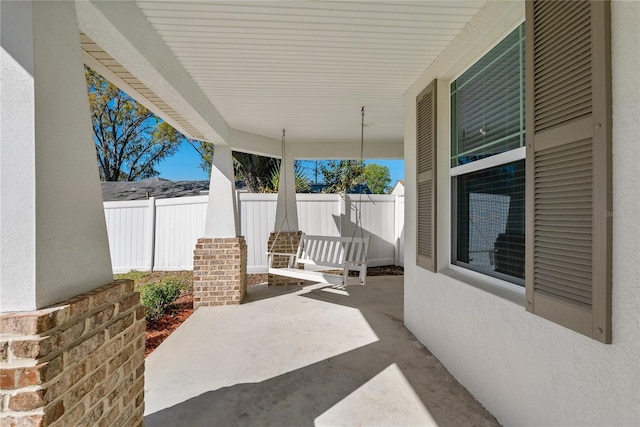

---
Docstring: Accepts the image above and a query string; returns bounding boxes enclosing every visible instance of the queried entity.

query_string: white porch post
[274,149,299,232]
[0,0,113,312]
[194,145,246,306]
[1,3,144,426]
[203,145,239,237]
[268,145,302,285]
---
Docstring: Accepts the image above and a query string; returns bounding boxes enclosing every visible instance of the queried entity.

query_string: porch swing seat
[267,233,370,286]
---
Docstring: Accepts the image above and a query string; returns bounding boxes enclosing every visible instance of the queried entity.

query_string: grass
[116,270,193,292]
[116,270,193,323]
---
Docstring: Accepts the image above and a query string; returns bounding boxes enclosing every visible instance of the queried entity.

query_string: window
[416,1,612,343]
[451,24,525,284]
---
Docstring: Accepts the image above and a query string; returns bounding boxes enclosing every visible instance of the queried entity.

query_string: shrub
[140,279,183,323]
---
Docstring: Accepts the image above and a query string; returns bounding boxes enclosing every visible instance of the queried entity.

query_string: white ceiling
[133,1,486,147]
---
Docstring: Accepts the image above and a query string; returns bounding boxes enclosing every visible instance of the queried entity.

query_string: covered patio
[144,276,498,426]
[1,1,638,426]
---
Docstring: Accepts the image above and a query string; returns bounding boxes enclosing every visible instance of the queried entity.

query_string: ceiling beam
[75,0,281,157]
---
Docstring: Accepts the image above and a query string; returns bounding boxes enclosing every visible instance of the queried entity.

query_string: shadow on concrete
[145,279,498,427]
[243,283,305,304]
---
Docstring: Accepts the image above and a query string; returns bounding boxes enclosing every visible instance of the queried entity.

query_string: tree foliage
[193,147,311,193]
[264,161,311,193]
[363,163,391,194]
[86,67,182,181]
[188,140,215,176]
[232,152,279,192]
[319,160,365,193]
[318,161,391,194]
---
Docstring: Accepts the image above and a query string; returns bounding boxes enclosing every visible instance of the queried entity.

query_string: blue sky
[156,141,405,184]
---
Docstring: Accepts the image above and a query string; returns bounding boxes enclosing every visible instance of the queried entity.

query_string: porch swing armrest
[266,251,298,257]
[266,251,298,268]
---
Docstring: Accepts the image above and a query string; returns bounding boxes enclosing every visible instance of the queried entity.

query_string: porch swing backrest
[297,234,368,272]
[267,233,370,286]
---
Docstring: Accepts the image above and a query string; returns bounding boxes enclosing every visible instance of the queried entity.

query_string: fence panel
[104,200,153,273]
[347,195,398,266]
[153,196,207,270]
[105,192,405,273]
[297,194,342,237]
[238,193,277,272]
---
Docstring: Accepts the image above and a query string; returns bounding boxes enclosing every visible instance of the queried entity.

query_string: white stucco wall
[0,1,113,311]
[403,1,640,426]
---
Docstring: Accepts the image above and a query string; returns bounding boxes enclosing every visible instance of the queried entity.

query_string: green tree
[188,141,215,176]
[363,163,391,194]
[319,160,365,193]
[264,161,311,193]
[193,148,311,193]
[86,67,182,181]
[232,152,280,192]
[318,160,391,194]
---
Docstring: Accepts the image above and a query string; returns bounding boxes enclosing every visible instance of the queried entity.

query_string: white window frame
[443,21,527,291]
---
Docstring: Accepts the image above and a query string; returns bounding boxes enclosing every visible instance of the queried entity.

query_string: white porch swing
[267,108,371,287]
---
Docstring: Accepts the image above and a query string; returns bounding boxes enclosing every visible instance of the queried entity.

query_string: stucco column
[0,0,113,312]
[195,145,246,306]
[268,145,302,285]
[1,3,144,426]
[203,145,240,238]
[274,150,299,232]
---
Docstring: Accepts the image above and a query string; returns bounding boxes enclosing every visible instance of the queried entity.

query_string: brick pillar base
[267,231,304,286]
[0,280,145,427]
[193,237,247,308]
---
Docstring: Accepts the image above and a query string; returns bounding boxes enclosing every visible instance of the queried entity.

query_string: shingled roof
[101,178,210,201]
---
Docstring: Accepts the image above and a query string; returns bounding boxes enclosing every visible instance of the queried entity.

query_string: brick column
[267,231,304,286]
[0,280,145,426]
[193,237,247,307]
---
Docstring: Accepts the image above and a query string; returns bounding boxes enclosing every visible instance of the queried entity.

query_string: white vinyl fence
[104,193,405,274]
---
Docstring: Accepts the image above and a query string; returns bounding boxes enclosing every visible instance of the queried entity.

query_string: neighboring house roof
[101,178,210,201]
[390,180,405,195]
[102,178,374,201]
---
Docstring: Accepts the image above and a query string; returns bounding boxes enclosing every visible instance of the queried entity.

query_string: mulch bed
[145,293,194,357]
[144,266,403,356]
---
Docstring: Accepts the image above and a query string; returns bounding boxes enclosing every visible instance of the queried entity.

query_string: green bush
[140,279,183,323]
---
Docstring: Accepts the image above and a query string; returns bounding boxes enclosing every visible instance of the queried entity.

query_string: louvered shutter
[525,0,612,343]
[416,81,437,271]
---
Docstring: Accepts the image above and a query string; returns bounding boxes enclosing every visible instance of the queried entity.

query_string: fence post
[394,194,401,266]
[340,193,350,238]
[144,197,156,271]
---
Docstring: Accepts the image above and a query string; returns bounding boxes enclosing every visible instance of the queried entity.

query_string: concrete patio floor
[144,276,499,427]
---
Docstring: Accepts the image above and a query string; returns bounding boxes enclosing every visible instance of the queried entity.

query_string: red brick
[63,401,85,426]
[8,390,46,410]
[43,399,65,424]
[10,337,52,359]
[118,292,140,313]
[67,366,106,407]
[97,403,120,427]
[92,283,125,307]
[68,331,105,361]
[88,305,115,329]
[0,341,7,362]
[53,319,85,348]
[106,313,134,338]
[0,311,56,335]
[1,365,40,389]
[79,401,104,426]
[108,344,134,374]
[1,414,44,427]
